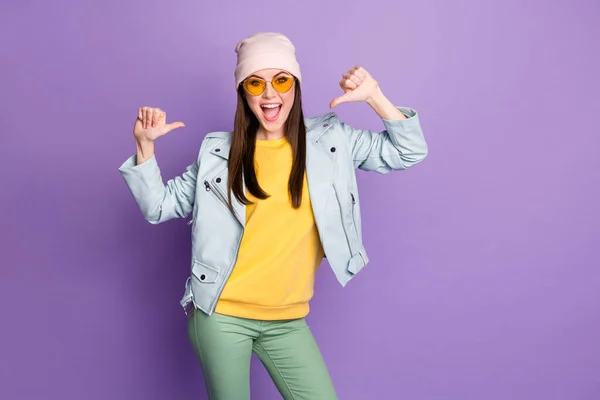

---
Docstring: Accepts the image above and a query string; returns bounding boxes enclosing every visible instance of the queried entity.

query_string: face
[242,68,296,136]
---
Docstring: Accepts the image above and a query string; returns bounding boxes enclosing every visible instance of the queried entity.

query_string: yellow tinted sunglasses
[242,75,296,96]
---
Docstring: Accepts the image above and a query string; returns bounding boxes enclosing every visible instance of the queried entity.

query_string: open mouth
[260,103,282,122]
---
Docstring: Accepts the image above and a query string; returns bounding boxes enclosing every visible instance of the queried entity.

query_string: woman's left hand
[330,66,381,108]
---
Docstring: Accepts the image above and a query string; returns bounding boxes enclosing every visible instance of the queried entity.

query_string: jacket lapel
[208,139,247,228]
[305,115,337,223]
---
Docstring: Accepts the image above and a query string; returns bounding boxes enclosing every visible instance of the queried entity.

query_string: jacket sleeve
[341,106,428,173]
[118,141,205,224]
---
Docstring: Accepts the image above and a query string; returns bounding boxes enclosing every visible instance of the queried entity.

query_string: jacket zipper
[333,184,354,257]
[350,192,360,242]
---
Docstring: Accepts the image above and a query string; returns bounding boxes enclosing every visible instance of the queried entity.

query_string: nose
[262,81,277,99]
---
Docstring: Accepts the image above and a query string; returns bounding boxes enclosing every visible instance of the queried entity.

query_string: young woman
[119,32,428,400]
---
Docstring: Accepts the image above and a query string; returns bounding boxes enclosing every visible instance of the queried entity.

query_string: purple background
[2,0,599,399]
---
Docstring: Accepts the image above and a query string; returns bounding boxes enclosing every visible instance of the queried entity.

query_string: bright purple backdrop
[2,0,599,399]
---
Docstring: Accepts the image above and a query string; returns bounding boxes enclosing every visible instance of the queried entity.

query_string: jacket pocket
[203,178,243,224]
[191,259,219,283]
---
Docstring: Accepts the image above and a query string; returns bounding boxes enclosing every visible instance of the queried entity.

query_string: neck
[256,127,285,141]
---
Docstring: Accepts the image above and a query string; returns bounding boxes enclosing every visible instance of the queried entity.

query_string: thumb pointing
[165,121,186,132]
[329,93,351,108]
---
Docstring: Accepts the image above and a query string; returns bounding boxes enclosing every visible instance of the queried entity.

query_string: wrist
[135,137,153,150]
[365,86,407,120]
[366,86,385,108]
[135,139,154,164]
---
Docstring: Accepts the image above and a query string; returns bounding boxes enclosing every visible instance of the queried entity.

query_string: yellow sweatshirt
[214,136,324,320]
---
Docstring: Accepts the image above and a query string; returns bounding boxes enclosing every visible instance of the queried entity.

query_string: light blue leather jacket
[119,106,427,316]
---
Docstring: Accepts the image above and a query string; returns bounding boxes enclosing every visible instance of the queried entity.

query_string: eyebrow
[248,71,291,80]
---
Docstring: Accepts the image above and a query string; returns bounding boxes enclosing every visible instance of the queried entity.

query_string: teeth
[261,104,281,109]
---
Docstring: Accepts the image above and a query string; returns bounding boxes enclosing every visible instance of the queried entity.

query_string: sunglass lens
[273,76,293,93]
[244,78,266,95]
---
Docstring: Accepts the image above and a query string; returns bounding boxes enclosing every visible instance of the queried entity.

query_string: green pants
[187,309,338,399]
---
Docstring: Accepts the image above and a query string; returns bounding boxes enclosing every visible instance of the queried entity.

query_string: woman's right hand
[133,106,185,143]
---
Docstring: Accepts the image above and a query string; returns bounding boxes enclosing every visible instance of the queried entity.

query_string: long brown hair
[227,81,307,211]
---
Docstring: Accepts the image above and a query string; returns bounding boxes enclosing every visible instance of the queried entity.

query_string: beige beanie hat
[234,32,302,88]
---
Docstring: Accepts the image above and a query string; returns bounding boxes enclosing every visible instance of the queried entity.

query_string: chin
[255,107,291,133]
